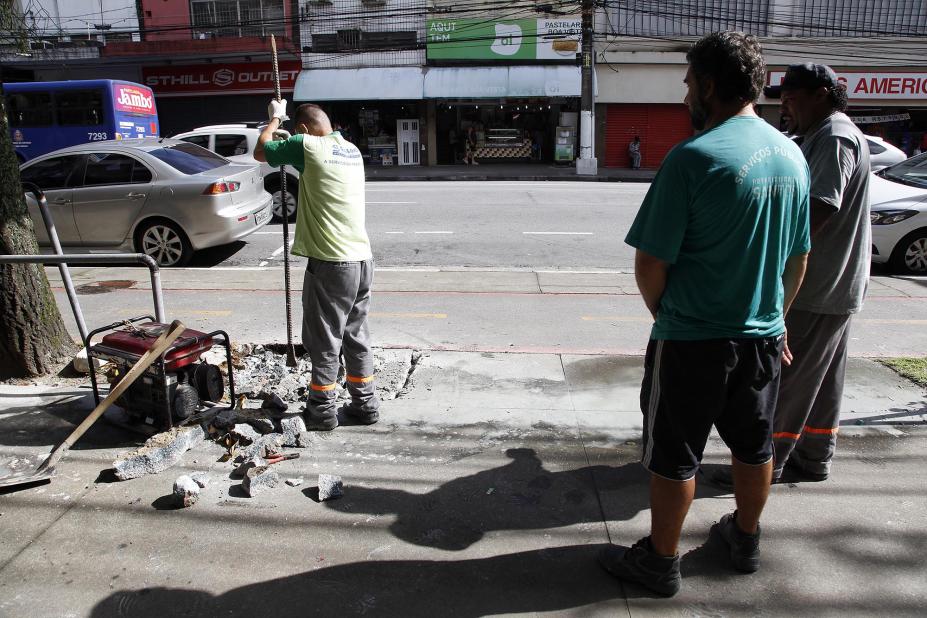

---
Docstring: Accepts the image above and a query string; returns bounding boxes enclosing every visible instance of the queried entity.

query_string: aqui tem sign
[427,17,580,61]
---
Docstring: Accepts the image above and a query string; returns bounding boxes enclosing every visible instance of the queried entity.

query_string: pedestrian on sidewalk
[755,64,870,482]
[254,100,380,431]
[598,32,810,597]
[628,136,642,169]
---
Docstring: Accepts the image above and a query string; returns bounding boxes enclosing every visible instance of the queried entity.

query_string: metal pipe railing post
[22,183,89,343]
[0,254,166,324]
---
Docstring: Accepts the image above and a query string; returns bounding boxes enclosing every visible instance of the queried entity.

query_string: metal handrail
[0,254,166,323]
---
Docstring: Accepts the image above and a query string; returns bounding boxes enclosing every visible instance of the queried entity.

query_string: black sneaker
[303,411,338,431]
[342,405,379,425]
[711,511,760,573]
[597,537,681,597]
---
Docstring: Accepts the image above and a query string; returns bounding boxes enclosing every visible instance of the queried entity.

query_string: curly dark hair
[828,83,849,112]
[686,31,766,104]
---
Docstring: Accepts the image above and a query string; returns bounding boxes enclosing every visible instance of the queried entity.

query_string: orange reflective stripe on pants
[346,374,374,384]
[803,425,839,435]
[310,382,338,392]
[772,431,801,440]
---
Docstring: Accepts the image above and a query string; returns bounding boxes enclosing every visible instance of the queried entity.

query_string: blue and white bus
[4,79,160,162]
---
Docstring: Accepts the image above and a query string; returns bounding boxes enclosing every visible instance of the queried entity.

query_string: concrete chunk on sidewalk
[112,426,206,481]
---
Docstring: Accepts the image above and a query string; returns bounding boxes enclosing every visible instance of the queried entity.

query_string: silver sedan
[20,138,272,266]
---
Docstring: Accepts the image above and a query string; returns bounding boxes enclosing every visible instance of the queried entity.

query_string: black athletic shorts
[640,335,784,481]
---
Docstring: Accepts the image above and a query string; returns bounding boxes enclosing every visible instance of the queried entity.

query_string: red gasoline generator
[86,316,235,431]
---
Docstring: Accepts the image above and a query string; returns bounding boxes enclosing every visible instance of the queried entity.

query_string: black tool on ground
[0,321,187,490]
[271,34,298,368]
[85,316,236,431]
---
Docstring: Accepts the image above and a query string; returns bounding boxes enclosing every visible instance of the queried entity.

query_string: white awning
[294,67,424,101]
[424,66,582,99]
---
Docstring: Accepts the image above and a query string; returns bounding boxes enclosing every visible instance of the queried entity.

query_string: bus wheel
[136,220,192,267]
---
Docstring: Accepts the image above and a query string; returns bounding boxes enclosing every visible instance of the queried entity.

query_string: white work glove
[273,128,291,141]
[268,98,289,122]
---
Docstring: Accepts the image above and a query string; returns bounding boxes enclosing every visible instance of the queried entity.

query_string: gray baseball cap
[764,63,840,98]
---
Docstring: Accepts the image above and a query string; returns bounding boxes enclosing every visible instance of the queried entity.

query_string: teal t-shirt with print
[625,116,811,340]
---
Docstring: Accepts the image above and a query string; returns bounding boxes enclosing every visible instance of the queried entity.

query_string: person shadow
[89,544,627,617]
[320,447,701,551]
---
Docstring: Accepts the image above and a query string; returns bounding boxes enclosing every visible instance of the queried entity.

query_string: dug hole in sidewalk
[0,348,925,616]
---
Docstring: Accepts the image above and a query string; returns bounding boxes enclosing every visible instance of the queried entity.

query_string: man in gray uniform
[255,101,380,430]
[766,64,870,481]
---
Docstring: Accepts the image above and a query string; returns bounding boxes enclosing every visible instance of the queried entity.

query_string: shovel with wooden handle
[0,320,187,490]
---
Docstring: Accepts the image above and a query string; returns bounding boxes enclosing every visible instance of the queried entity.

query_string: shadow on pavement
[321,447,724,551]
[186,241,247,268]
[89,544,624,617]
[0,395,142,449]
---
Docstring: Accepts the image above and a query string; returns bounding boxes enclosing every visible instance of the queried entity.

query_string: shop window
[311,34,338,52]
[6,92,53,127]
[56,90,105,126]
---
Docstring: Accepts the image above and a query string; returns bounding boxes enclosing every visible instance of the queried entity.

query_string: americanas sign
[769,71,927,100]
[142,61,301,96]
[114,84,156,115]
[427,17,581,62]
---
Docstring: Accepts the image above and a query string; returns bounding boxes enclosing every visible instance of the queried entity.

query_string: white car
[865,135,907,172]
[870,152,927,274]
[172,124,299,222]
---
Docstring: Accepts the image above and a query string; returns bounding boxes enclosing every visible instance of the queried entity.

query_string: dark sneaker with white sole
[711,511,761,573]
[597,536,681,597]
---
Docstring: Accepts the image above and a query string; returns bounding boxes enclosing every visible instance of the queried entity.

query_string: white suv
[172,124,299,221]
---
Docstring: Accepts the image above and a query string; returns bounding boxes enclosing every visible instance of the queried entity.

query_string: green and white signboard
[427,17,582,61]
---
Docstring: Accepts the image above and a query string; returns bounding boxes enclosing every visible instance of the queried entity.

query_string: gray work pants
[772,310,852,478]
[301,258,379,420]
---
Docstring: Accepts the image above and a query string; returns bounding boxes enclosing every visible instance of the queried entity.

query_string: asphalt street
[191,181,649,270]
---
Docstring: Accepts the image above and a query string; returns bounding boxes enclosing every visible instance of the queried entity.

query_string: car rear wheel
[267,178,297,222]
[136,220,193,267]
[890,228,927,274]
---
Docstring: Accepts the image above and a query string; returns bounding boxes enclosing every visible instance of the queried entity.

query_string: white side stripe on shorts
[642,340,664,469]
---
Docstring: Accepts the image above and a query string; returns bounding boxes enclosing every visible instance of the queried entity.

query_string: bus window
[7,92,53,127]
[56,90,105,126]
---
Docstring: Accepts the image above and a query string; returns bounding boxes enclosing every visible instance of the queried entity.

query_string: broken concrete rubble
[113,426,206,481]
[232,456,266,479]
[276,414,307,447]
[317,474,343,501]
[173,475,200,507]
[285,477,303,487]
[190,472,210,488]
[243,466,279,497]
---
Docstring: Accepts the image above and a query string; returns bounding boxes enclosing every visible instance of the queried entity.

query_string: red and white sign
[142,62,301,97]
[769,71,927,100]
[114,84,156,115]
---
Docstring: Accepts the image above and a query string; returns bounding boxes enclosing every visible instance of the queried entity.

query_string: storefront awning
[423,66,582,99]
[294,67,424,101]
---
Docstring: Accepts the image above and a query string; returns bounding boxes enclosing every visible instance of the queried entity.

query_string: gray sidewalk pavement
[365,163,657,183]
[1,350,925,616]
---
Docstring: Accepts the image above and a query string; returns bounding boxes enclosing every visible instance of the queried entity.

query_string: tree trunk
[0,82,76,378]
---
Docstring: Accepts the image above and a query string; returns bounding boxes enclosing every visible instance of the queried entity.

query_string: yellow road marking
[119,309,232,317]
[371,312,448,319]
[581,316,652,322]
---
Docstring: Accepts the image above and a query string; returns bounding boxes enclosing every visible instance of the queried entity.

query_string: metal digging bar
[271,33,298,368]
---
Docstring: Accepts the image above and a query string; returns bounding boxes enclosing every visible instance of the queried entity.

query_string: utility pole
[576,0,597,175]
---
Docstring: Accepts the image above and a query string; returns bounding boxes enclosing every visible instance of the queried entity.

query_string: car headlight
[870,209,918,225]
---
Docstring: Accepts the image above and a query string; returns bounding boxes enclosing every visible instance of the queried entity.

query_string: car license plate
[255,207,271,226]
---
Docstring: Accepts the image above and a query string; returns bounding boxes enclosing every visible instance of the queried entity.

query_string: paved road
[192,181,649,271]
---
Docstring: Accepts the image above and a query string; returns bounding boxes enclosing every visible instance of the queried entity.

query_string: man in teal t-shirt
[255,101,379,431]
[598,32,810,597]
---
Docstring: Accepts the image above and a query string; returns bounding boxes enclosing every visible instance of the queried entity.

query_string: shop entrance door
[396,119,420,166]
